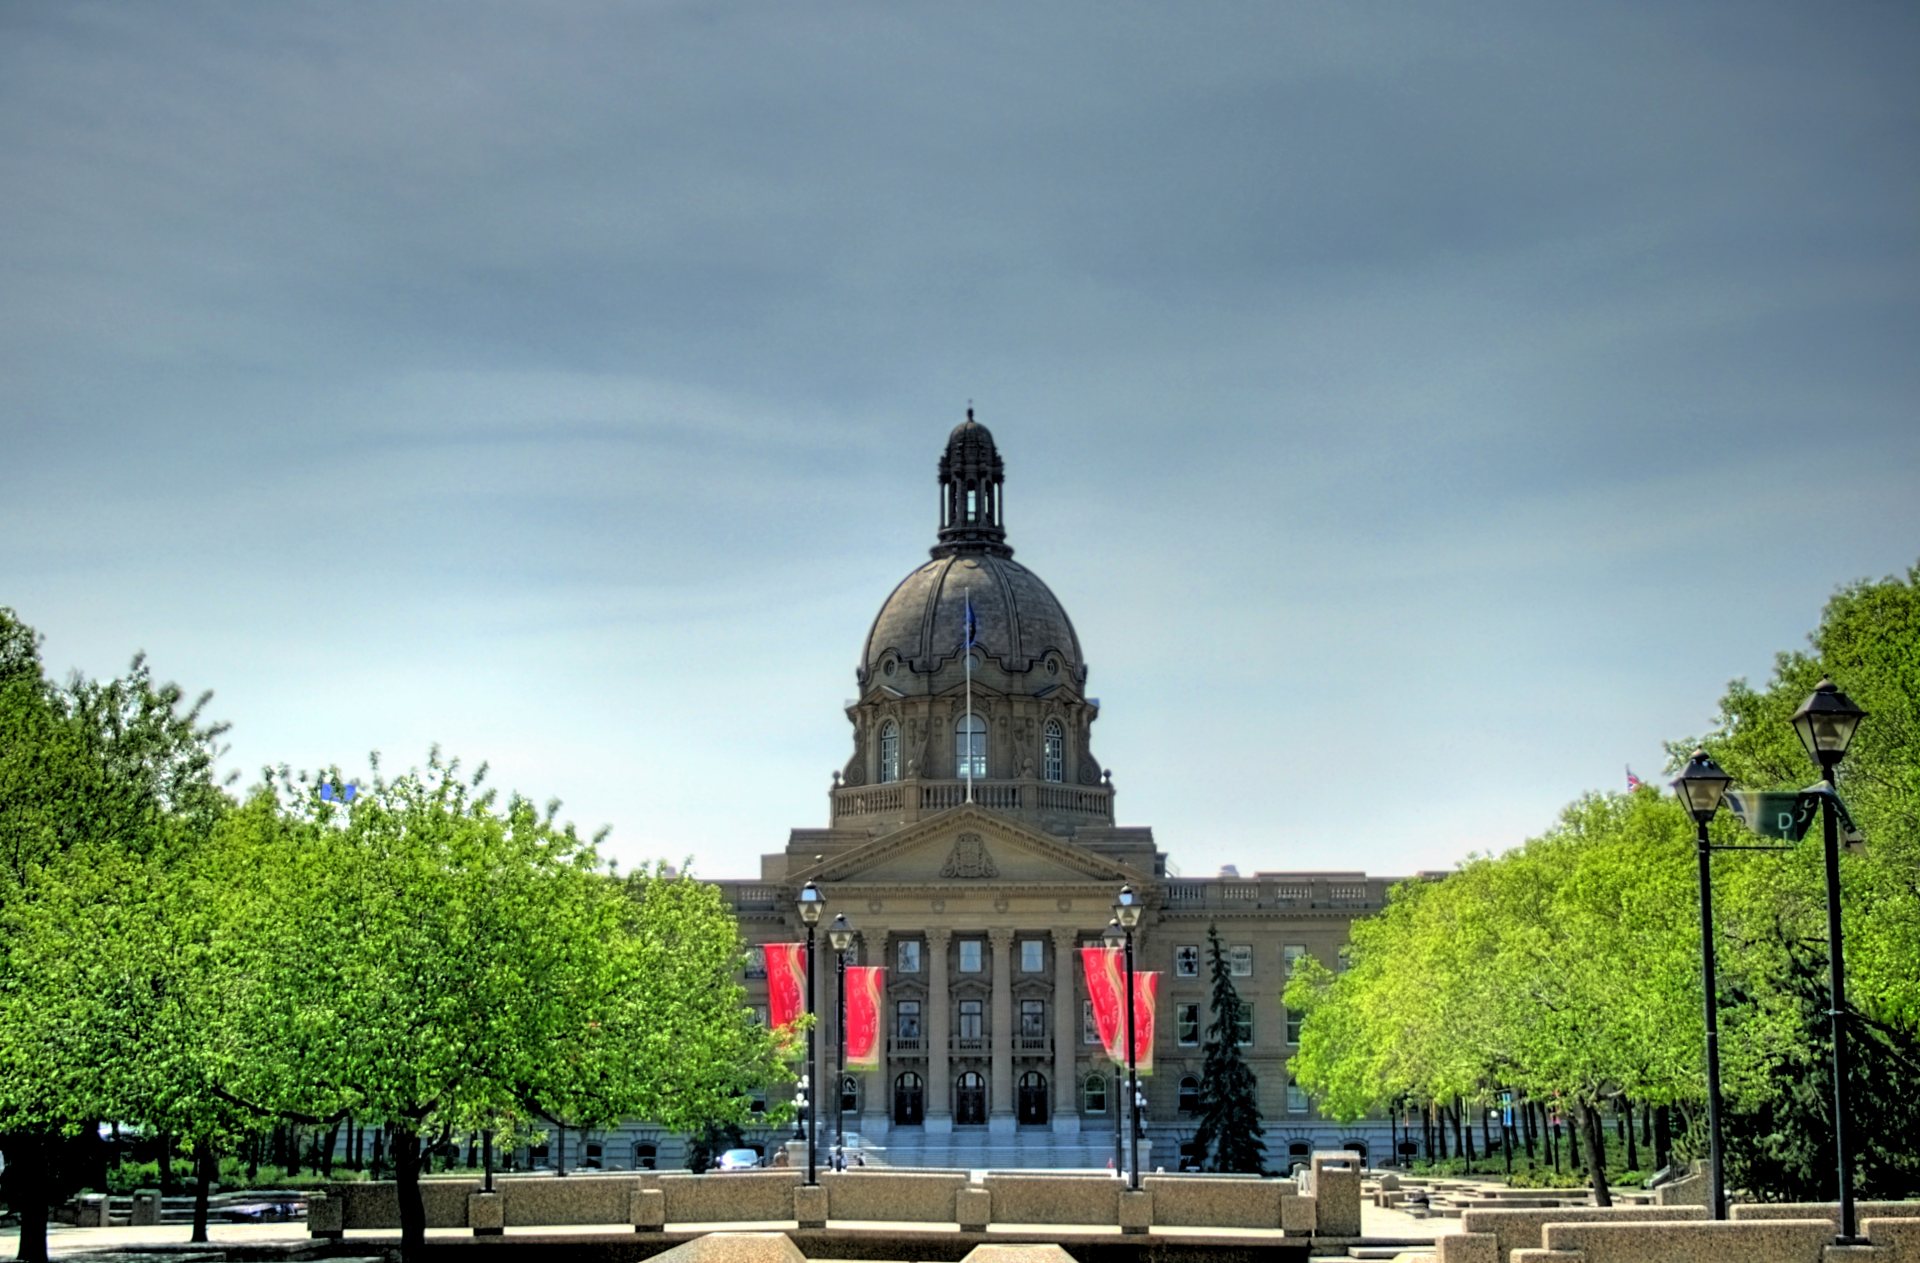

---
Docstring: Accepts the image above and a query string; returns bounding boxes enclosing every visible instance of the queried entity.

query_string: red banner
[1082,947,1159,1075]
[1131,970,1160,1077]
[1082,945,1126,1062]
[762,943,808,1043]
[846,966,885,1070]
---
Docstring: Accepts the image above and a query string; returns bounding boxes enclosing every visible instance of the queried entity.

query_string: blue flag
[963,593,978,650]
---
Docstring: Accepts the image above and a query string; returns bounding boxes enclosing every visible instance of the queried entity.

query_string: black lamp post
[1672,748,1733,1220]
[1111,884,1144,1190]
[1790,678,1868,1244]
[829,912,856,1164]
[797,880,826,1186]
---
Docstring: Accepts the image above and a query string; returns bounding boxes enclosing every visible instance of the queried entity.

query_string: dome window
[879,721,900,784]
[955,714,987,779]
[1043,720,1064,783]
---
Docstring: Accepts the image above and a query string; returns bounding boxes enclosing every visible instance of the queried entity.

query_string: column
[862,930,891,1139]
[926,928,952,1133]
[1051,927,1081,1134]
[989,927,1015,1135]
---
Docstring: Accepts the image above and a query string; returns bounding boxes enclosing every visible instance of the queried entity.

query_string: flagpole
[964,593,975,803]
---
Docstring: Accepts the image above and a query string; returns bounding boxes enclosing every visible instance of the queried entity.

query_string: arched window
[878,720,900,783]
[1043,719,1064,782]
[1178,1075,1201,1113]
[1083,1073,1108,1114]
[955,714,987,779]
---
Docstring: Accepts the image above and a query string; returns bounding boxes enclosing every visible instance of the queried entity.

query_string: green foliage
[1291,561,1920,1204]
[1191,923,1266,1173]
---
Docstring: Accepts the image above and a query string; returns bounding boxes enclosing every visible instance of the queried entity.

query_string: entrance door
[894,1072,924,1125]
[1017,1071,1049,1125]
[955,1072,987,1125]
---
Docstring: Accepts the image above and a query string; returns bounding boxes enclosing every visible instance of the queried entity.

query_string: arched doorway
[955,1072,987,1125]
[893,1072,924,1125]
[1017,1071,1049,1125]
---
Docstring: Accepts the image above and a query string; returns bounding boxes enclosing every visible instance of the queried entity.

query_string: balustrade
[951,1035,987,1052]
[829,777,1113,824]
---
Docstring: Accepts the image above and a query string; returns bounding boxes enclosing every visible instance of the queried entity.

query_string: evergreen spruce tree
[1191,923,1267,1173]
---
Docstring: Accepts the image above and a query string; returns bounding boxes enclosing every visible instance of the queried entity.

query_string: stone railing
[1163,876,1393,913]
[829,776,1113,827]
[890,1035,924,1053]
[1014,1035,1051,1053]
[951,1034,986,1052]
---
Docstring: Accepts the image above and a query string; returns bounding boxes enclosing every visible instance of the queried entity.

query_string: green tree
[198,753,785,1253]
[1191,923,1265,1173]
[0,611,231,1263]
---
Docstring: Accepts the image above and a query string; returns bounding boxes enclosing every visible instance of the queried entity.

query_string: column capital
[1050,926,1079,949]
[988,926,1015,948]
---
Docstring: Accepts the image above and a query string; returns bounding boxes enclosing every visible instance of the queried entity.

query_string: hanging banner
[1081,945,1126,1061]
[846,966,886,1071]
[762,943,809,1040]
[1130,970,1160,1077]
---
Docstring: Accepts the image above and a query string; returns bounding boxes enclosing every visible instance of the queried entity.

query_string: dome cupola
[934,409,1010,559]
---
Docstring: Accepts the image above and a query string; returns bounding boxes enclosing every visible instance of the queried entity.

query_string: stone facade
[699,415,1409,1170]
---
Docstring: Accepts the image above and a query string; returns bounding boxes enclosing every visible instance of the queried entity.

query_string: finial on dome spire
[933,413,1011,559]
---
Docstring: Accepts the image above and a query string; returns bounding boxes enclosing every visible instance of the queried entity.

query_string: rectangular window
[1020,939,1044,972]
[1286,1006,1303,1045]
[958,940,983,973]
[1287,1078,1308,1114]
[1177,1002,1200,1045]
[1020,999,1046,1038]
[897,1000,921,1040]
[959,999,984,1039]
[1083,999,1100,1044]
[1174,945,1200,977]
[1283,944,1308,974]
[1230,944,1253,977]
[1235,1009,1253,1046]
[898,940,922,973]
[752,1004,769,1027]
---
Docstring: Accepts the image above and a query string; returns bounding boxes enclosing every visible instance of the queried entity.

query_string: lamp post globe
[1671,748,1732,1220]
[1791,679,1868,1244]
[1791,678,1866,775]
[794,881,826,1185]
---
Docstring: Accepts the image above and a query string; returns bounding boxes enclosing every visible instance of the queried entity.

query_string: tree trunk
[371,1128,385,1180]
[1653,1105,1673,1171]
[391,1123,427,1254]
[1578,1099,1612,1206]
[190,1138,215,1244]
[1522,1099,1537,1160]
[1623,1099,1639,1171]
[6,1133,55,1263]
[321,1120,341,1177]
[1423,1106,1434,1161]
[156,1132,175,1195]
[1434,1103,1447,1158]
[1450,1099,1464,1161]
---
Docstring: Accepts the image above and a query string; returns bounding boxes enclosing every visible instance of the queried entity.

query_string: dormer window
[879,720,900,783]
[1043,720,1064,782]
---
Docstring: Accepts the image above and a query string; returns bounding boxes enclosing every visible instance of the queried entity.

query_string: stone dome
[862,551,1085,682]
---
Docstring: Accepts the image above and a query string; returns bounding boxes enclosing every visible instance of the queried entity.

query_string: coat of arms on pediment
[940,833,999,879]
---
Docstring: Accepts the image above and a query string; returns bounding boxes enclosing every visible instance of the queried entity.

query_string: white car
[715,1148,761,1171]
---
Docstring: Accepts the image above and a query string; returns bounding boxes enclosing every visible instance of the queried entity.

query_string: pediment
[796,806,1142,888]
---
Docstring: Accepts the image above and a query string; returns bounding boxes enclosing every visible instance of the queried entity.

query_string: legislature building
[701,414,1411,1170]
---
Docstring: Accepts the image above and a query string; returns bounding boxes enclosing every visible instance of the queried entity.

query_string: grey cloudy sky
[4,2,1917,881]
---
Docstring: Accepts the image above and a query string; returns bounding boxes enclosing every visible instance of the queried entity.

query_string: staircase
[858,1130,1139,1172]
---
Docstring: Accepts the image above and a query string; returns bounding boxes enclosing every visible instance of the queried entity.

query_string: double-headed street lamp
[796,880,826,1186]
[1790,678,1867,1245]
[829,912,857,1163]
[1105,883,1144,1190]
[1671,748,1733,1221]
